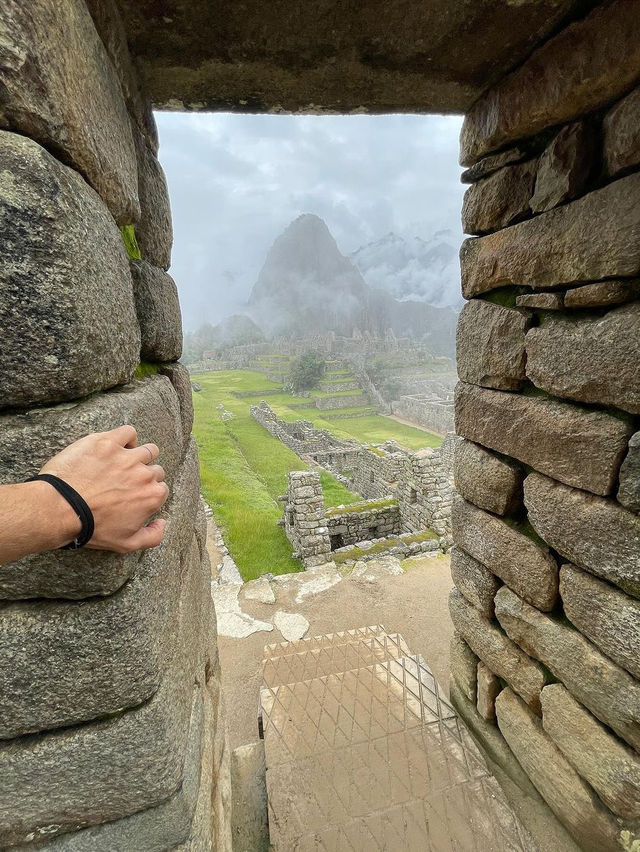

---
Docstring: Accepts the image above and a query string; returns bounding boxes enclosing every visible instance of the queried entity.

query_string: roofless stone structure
[0,0,639,848]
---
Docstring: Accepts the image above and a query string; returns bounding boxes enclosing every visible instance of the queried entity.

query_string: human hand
[40,425,169,553]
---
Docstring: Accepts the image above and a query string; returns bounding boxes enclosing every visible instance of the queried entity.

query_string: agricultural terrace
[192,369,443,579]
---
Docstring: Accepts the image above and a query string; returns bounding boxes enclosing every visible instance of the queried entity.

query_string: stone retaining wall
[325,502,402,547]
[451,5,640,848]
[0,2,230,847]
[392,394,455,435]
[315,392,369,410]
[279,472,332,568]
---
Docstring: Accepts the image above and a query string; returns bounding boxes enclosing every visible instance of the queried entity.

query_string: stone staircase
[259,625,537,851]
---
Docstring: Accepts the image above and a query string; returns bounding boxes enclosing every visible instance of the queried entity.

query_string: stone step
[263,624,386,660]
[261,632,411,688]
[261,629,537,851]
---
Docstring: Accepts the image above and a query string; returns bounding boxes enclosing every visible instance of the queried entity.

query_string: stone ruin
[1,0,639,849]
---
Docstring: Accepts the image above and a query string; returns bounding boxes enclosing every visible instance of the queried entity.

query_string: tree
[289,351,326,393]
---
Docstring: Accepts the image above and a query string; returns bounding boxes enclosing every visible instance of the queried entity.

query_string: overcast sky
[156,112,465,331]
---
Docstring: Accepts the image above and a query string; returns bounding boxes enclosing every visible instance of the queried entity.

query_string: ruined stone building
[0,0,639,849]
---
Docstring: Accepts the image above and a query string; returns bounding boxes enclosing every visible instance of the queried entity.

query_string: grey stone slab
[495,586,640,753]
[0,378,185,601]
[38,689,206,851]
[460,0,640,164]
[159,363,195,456]
[618,430,640,513]
[515,293,564,310]
[530,122,593,213]
[560,564,640,680]
[449,631,478,704]
[0,1,139,223]
[133,123,173,270]
[0,131,140,410]
[462,159,537,234]
[130,260,183,362]
[0,481,211,845]
[461,173,640,298]
[525,303,640,414]
[495,689,623,852]
[230,742,269,852]
[452,497,558,612]
[525,472,640,599]
[460,145,530,183]
[454,439,523,516]
[564,278,640,309]
[456,300,530,391]
[0,445,200,738]
[604,84,640,177]
[450,546,500,619]
[449,589,546,713]
[455,382,633,496]
[541,684,640,821]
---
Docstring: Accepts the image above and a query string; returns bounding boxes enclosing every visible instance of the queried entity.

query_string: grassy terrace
[192,369,443,579]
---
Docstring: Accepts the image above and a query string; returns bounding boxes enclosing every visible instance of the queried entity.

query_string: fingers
[122,518,167,552]
[128,443,160,465]
[148,464,166,482]
[109,425,138,448]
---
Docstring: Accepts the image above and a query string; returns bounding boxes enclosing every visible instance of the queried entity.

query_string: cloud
[155,112,464,331]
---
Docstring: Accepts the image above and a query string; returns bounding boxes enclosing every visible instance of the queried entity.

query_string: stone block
[604,84,640,177]
[460,173,640,298]
[452,498,558,611]
[515,293,564,310]
[564,278,640,309]
[43,689,207,850]
[130,260,183,362]
[0,0,139,223]
[495,689,622,852]
[541,684,640,821]
[450,547,500,619]
[560,564,640,680]
[525,303,640,414]
[449,589,546,713]
[0,131,140,410]
[524,472,640,600]
[0,445,200,738]
[159,362,195,455]
[230,742,269,852]
[461,159,536,234]
[495,586,640,752]
[530,122,593,213]
[477,662,501,722]
[460,0,640,164]
[460,145,530,184]
[83,0,158,153]
[618,431,640,513]
[0,522,210,847]
[0,378,185,600]
[453,439,523,516]
[133,123,173,270]
[449,630,479,704]
[456,300,530,390]
[449,679,539,798]
[455,382,633,496]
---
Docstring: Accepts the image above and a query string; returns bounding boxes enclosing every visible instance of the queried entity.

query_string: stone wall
[392,394,455,435]
[280,472,332,568]
[0,2,230,848]
[451,4,640,848]
[325,501,402,547]
[396,434,459,538]
[315,392,369,410]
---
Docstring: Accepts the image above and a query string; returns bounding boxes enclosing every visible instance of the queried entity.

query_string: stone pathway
[259,626,537,851]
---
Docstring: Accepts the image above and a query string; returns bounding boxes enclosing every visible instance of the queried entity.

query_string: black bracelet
[27,473,95,550]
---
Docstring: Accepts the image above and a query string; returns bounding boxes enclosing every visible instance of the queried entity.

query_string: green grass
[329,416,442,449]
[326,498,398,517]
[192,370,358,580]
[310,389,365,398]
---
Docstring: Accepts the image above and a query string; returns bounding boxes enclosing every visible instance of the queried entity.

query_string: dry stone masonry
[0,2,230,847]
[451,4,640,847]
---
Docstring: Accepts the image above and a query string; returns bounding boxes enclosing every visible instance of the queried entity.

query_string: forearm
[0,481,80,565]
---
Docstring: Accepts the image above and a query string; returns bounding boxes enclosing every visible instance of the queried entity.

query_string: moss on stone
[134,361,160,378]
[121,224,142,260]
[325,497,398,517]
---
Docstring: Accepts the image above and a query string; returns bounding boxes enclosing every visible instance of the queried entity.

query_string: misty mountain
[247,214,457,356]
[350,230,462,308]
